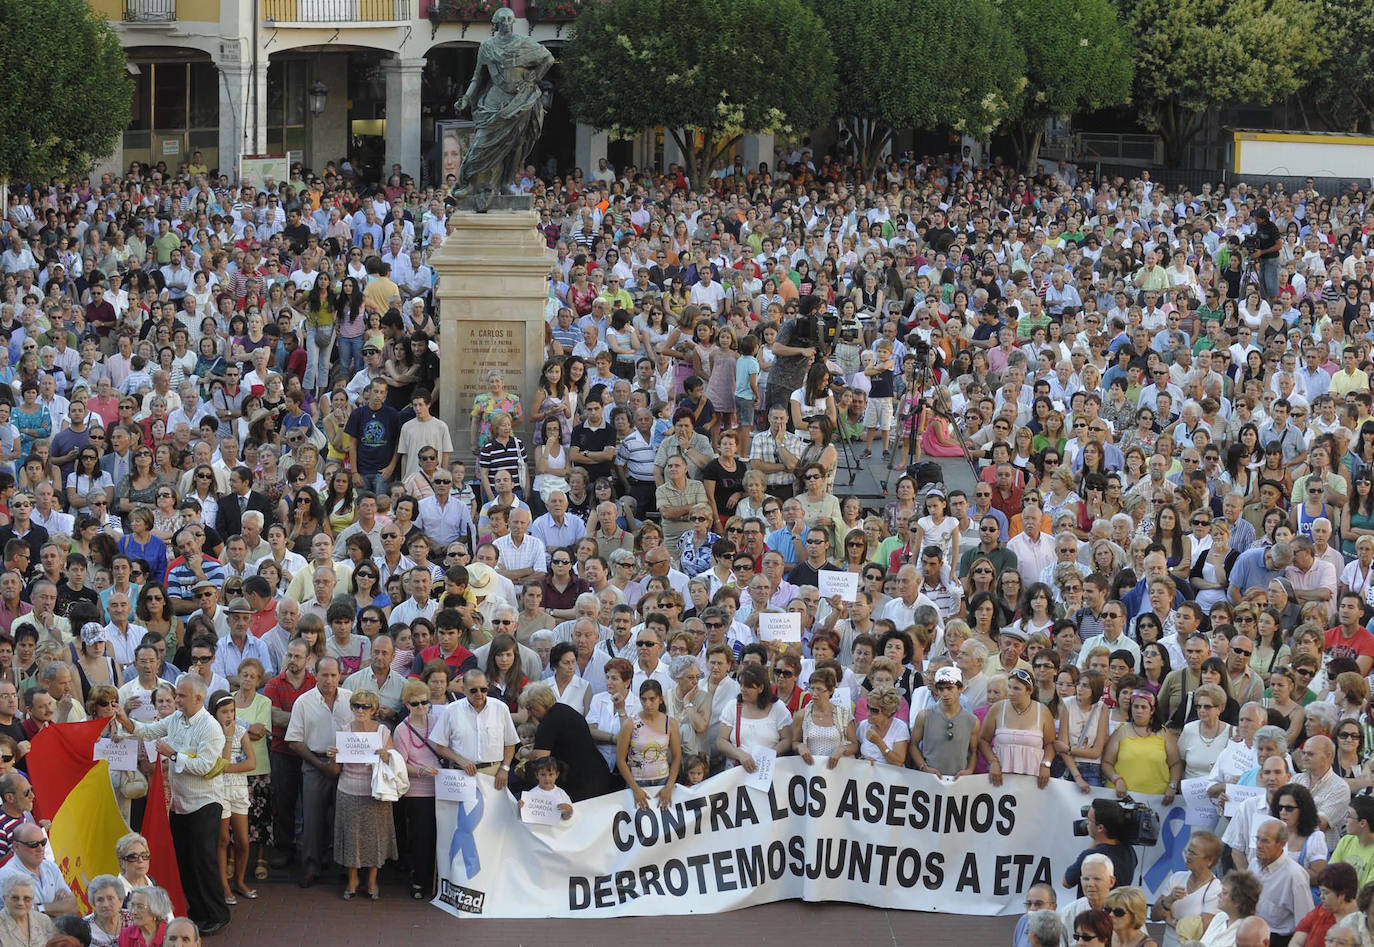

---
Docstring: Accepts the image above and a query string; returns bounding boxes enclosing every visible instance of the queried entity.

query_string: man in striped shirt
[615,407,657,516]
[749,406,804,496]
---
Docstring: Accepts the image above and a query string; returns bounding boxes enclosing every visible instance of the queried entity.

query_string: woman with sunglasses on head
[980,667,1056,790]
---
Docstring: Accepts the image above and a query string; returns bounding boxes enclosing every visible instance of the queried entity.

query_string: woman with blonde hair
[1104,886,1156,947]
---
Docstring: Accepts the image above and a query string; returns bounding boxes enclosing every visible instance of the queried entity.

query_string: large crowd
[0,145,1371,945]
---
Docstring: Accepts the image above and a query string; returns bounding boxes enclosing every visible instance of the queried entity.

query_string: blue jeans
[1258,256,1280,300]
[336,334,364,377]
[360,471,390,495]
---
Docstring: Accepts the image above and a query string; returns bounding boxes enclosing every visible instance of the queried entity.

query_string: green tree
[1121,0,1322,165]
[814,0,1025,167]
[994,0,1133,171]
[0,0,130,184]
[562,0,836,186]
[1306,0,1374,132]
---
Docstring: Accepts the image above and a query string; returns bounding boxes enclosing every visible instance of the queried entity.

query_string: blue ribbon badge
[1142,804,1190,891]
[449,790,486,880]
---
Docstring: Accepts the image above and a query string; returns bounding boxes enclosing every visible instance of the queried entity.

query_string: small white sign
[757,612,801,643]
[744,746,776,790]
[1223,783,1266,817]
[521,793,565,825]
[334,730,382,764]
[94,737,139,772]
[435,769,477,804]
[831,686,852,708]
[817,571,859,600]
[1179,777,1218,827]
[128,696,159,722]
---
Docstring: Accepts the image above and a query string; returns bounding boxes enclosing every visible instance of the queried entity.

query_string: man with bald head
[1294,734,1351,850]
[1224,753,1292,871]
[1254,818,1313,943]
[881,564,944,631]
[165,917,203,946]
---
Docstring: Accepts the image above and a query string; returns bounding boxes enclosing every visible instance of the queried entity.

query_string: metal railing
[124,0,176,21]
[261,0,412,22]
[1076,132,1160,164]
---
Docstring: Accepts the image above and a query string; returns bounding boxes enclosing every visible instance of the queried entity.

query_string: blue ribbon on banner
[449,790,486,879]
[1142,805,1190,890]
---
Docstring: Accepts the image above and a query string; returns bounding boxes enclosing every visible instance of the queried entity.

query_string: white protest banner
[93,738,139,772]
[334,730,381,764]
[521,793,565,825]
[436,769,478,804]
[432,758,1198,920]
[757,612,801,643]
[817,571,859,601]
[1222,783,1265,817]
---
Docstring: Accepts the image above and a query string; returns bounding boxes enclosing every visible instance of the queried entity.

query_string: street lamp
[308,81,328,117]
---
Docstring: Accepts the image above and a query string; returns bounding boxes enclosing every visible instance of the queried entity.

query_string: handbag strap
[735,700,743,748]
[404,718,451,768]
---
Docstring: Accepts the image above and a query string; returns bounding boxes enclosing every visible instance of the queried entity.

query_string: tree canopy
[1307,0,1374,133]
[562,0,836,185]
[1120,0,1322,163]
[994,0,1133,170]
[0,0,131,182]
[812,0,1025,168]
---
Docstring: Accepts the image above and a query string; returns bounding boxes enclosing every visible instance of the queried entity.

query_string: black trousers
[171,802,230,929]
[270,751,302,855]
[399,795,437,895]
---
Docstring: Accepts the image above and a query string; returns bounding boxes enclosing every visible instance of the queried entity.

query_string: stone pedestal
[431,210,552,460]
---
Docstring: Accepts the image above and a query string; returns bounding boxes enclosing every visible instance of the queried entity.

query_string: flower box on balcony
[525,0,584,22]
[429,0,506,22]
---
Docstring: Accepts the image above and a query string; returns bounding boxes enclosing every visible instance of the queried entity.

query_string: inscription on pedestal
[456,322,526,409]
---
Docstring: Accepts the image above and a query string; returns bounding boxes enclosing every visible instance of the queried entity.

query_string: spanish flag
[27,721,186,915]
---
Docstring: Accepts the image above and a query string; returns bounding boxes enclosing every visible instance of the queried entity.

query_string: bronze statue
[452,7,555,213]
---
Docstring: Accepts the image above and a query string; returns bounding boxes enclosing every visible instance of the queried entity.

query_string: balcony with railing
[261,0,412,23]
[124,0,176,21]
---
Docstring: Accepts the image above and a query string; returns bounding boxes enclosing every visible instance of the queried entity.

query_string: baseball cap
[934,666,963,686]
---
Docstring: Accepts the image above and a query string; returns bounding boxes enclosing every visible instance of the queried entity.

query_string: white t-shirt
[586,690,641,769]
[690,280,726,312]
[718,700,793,759]
[858,717,910,763]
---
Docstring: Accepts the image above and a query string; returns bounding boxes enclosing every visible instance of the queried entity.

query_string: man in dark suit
[214,465,275,539]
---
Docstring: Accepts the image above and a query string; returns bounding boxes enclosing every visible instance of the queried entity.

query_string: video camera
[1240,233,1265,254]
[804,310,838,355]
[1071,799,1160,847]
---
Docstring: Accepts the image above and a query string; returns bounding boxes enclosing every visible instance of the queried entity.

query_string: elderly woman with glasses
[120,884,173,947]
[327,689,395,900]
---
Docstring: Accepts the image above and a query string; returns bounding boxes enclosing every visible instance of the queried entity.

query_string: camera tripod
[884,343,981,495]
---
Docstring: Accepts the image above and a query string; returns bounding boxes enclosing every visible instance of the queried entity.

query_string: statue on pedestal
[452,7,555,213]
